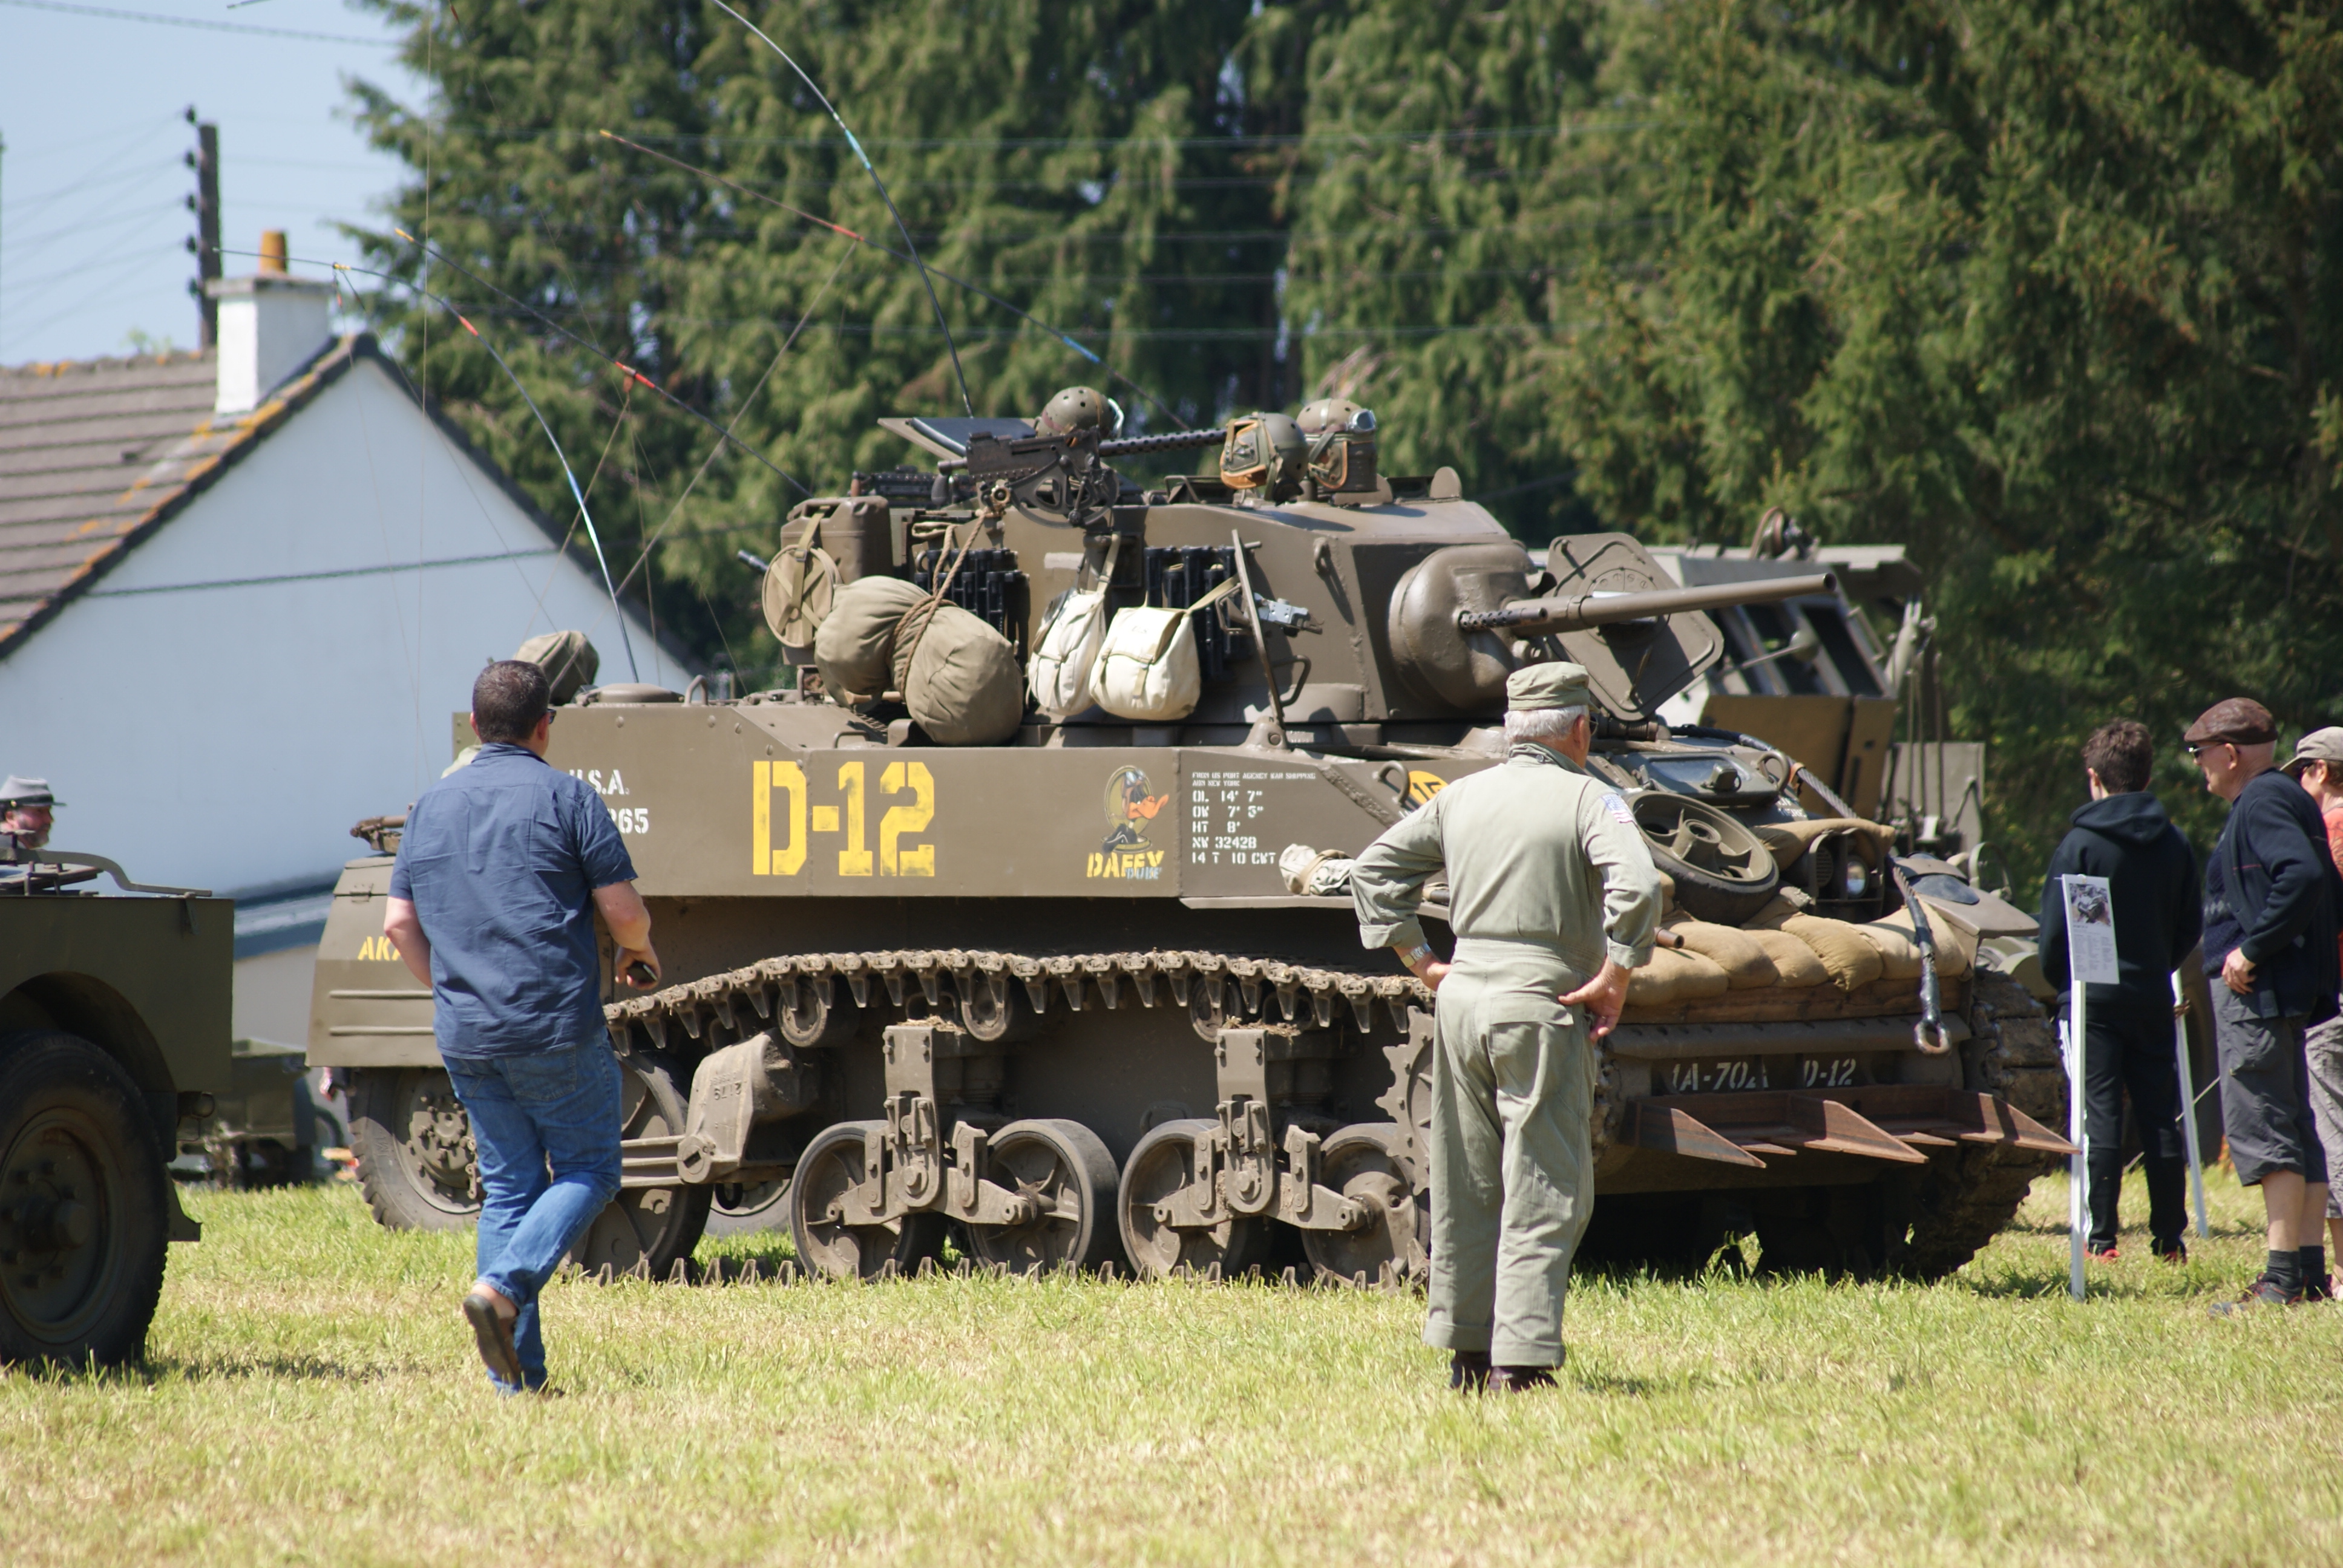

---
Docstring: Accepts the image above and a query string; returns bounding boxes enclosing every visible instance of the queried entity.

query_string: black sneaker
[2208,1275,2304,1317]
[1487,1365,1559,1393]
[1449,1350,1490,1393]
[2305,1273,2335,1304]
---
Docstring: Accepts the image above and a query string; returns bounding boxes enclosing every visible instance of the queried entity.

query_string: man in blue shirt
[384,660,660,1390]
[2187,697,2340,1313]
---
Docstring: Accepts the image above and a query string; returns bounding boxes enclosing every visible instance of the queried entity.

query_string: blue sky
[0,0,423,364]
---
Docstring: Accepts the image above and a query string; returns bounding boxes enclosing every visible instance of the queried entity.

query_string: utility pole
[183,108,220,349]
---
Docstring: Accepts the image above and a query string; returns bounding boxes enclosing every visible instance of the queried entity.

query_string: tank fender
[677,1031,818,1183]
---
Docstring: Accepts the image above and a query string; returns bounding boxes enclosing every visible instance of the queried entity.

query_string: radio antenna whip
[393,230,808,498]
[707,0,973,417]
[600,130,1178,425]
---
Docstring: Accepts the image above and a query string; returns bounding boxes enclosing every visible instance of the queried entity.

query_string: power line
[85,547,560,598]
[0,0,399,44]
[350,118,1651,154]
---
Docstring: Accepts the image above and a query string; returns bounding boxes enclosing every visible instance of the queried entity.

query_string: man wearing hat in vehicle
[2187,698,2341,1311]
[1351,662,1660,1391]
[2281,726,2343,1282]
[0,776,59,848]
[0,777,60,882]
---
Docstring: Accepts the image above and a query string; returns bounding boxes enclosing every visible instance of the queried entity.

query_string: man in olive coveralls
[1352,663,1660,1393]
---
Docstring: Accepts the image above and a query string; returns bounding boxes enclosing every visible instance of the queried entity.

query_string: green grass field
[4,1169,2339,1566]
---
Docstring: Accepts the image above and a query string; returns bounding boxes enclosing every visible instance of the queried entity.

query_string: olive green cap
[1506,662,1594,713]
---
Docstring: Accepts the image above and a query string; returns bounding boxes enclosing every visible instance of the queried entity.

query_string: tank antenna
[393,232,809,498]
[446,313,641,683]
[707,0,974,417]
[304,250,646,683]
[598,130,1179,425]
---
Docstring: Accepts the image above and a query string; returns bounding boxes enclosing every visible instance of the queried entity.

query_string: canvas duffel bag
[1089,575,1243,723]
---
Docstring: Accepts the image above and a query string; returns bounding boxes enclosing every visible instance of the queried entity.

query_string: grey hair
[1504,705,1589,747]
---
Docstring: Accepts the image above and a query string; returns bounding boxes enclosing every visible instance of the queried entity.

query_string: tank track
[600,953,2062,1283]
[1899,970,2067,1280]
[605,948,1434,1047]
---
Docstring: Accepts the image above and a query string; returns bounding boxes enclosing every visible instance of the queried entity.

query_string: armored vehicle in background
[0,837,230,1367]
[313,400,2069,1284]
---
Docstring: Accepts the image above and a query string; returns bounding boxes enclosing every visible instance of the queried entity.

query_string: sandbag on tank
[514,630,600,705]
[1662,916,1780,990]
[1749,894,1886,991]
[815,576,928,701]
[892,598,1024,746]
[1627,947,1731,1007]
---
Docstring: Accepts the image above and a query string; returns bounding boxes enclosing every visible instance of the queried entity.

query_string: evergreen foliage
[349,0,2343,883]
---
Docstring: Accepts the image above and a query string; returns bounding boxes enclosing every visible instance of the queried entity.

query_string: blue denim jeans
[442,1041,623,1390]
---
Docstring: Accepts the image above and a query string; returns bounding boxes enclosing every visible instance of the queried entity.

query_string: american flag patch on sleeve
[1601,792,1635,826]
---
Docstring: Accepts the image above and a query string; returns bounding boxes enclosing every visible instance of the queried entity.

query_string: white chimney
[207,229,334,416]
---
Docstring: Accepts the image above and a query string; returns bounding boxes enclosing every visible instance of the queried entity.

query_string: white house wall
[0,357,679,897]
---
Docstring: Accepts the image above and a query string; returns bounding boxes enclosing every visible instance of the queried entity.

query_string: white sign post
[2172,972,2210,1240]
[2062,874,2120,1301]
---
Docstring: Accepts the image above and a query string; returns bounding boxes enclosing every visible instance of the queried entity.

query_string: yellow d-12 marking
[752,758,934,878]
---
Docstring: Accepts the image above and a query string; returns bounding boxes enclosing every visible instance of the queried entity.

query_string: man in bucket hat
[2281,726,2343,1285]
[2187,699,2341,1312]
[1351,662,1660,1391]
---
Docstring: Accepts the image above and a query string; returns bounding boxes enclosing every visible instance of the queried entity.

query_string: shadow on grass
[7,1353,396,1387]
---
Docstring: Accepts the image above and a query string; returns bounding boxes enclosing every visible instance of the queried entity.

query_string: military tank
[310,393,2071,1283]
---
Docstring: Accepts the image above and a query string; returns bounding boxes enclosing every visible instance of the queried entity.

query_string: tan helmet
[1036,385,1120,438]
[1220,411,1308,498]
[1297,400,1378,494]
[1296,397,1373,438]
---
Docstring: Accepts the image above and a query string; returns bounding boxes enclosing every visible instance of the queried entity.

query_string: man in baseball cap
[2189,699,2341,1311]
[2282,727,2343,1287]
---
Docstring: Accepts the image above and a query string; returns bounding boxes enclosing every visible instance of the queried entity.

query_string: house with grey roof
[0,251,686,1047]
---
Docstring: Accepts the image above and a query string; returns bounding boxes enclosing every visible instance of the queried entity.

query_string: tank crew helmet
[1296,398,1378,494]
[1221,411,1308,500]
[1296,397,1373,438]
[1036,385,1122,439]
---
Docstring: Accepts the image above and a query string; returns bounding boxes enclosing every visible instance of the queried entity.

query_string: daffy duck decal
[1100,765,1170,852]
[1087,766,1171,880]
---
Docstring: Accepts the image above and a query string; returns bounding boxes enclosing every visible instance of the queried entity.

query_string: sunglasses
[2184,740,2236,759]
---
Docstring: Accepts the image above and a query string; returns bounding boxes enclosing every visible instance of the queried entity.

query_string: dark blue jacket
[2037,791,2200,1017]
[2203,768,2343,1022]
[390,743,637,1056]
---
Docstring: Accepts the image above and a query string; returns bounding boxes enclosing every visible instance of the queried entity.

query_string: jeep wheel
[0,1031,171,1368]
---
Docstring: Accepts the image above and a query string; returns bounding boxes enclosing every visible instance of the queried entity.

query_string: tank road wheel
[788,1121,946,1280]
[777,981,859,1051]
[966,1119,1121,1275]
[0,1033,171,1368]
[1118,1118,1268,1281]
[704,1177,791,1238]
[571,1052,711,1277]
[347,1067,480,1231]
[1300,1123,1430,1285]
[1630,794,1780,926]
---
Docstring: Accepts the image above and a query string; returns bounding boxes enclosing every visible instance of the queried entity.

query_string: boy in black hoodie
[2038,720,2202,1261]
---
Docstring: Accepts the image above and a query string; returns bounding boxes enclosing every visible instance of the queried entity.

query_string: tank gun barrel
[1458,572,1837,635]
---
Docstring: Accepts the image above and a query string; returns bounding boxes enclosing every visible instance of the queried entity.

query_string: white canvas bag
[1089,575,1243,722]
[1027,538,1119,719]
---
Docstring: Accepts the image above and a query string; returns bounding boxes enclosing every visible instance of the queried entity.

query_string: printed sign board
[2060,874,2119,986]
